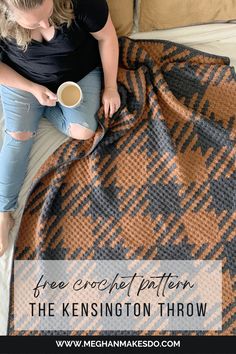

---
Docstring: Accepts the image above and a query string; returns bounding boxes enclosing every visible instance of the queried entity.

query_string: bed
[0,2,236,335]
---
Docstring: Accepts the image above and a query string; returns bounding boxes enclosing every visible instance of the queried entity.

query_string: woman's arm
[91,14,121,118]
[91,14,119,90]
[0,62,57,106]
[0,62,36,92]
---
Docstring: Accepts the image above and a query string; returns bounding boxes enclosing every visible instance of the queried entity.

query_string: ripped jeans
[0,66,102,212]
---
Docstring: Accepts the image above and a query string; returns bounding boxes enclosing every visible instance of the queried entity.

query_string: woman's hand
[30,83,57,106]
[102,87,121,118]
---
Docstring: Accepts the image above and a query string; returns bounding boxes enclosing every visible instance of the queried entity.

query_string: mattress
[1,23,236,335]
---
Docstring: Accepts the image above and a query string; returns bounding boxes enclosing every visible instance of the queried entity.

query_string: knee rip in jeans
[5,129,36,141]
[68,123,95,140]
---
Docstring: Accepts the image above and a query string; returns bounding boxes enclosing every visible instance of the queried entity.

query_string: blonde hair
[0,0,74,51]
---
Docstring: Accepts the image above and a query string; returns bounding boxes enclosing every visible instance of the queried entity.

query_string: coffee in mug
[57,81,83,108]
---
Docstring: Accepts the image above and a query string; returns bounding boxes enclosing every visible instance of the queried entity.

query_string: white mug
[57,81,83,108]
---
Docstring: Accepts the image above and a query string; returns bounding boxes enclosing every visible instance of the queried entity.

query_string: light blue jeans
[0,66,102,212]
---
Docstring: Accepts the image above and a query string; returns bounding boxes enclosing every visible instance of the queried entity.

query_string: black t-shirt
[0,0,109,92]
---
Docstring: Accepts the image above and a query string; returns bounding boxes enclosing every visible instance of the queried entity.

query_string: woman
[0,0,120,256]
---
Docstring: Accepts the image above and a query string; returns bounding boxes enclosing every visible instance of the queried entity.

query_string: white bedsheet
[1,23,236,335]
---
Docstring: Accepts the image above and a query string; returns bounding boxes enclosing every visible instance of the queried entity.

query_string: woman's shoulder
[0,37,8,51]
[73,0,108,18]
[72,0,109,32]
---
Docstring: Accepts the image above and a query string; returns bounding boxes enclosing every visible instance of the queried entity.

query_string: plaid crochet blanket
[8,37,236,335]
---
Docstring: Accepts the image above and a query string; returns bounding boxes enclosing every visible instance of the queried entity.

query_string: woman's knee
[68,123,96,140]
